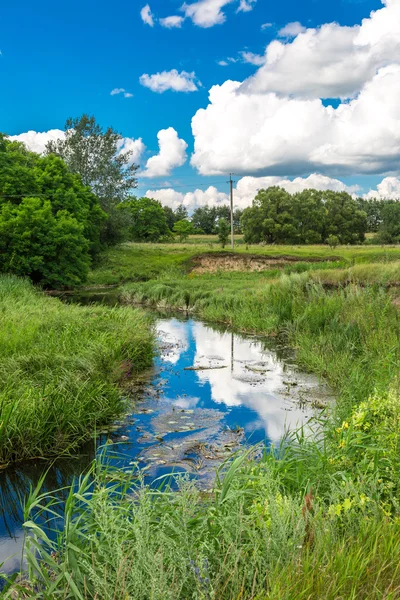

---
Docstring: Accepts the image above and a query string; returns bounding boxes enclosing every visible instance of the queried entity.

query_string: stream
[0,295,333,578]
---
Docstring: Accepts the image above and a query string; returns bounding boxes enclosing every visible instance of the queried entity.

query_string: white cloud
[217,60,229,66]
[9,130,144,166]
[278,21,306,38]
[145,174,359,212]
[160,15,185,28]
[110,88,133,98]
[240,51,265,66]
[140,69,200,93]
[364,177,400,199]
[237,0,257,12]
[9,129,65,154]
[245,0,400,99]
[181,0,234,27]
[116,137,145,166]
[261,22,273,30]
[140,128,188,178]
[191,65,400,176]
[140,4,155,26]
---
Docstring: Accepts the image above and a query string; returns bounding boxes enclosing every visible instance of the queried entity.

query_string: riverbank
[6,245,400,598]
[0,275,154,467]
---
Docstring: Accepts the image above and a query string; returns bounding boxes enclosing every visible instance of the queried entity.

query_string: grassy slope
[10,242,400,599]
[87,240,400,285]
[0,275,154,467]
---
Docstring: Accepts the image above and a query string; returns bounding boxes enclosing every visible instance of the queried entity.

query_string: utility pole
[228,173,235,249]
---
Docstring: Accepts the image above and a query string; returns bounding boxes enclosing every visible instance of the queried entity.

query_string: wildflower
[343,498,353,512]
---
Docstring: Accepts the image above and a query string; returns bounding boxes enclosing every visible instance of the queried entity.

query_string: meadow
[0,275,154,467]
[5,239,400,599]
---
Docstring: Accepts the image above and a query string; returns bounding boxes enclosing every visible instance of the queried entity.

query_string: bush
[0,135,106,287]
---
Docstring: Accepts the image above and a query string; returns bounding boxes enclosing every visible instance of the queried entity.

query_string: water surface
[0,312,332,576]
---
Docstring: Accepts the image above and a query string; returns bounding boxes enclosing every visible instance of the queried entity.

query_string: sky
[2,0,400,212]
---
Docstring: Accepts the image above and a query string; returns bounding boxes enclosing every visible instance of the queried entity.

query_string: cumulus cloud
[145,185,228,211]
[10,130,145,166]
[9,129,65,154]
[110,88,133,98]
[244,0,400,99]
[116,137,145,166]
[160,15,185,28]
[140,69,200,93]
[140,4,154,26]
[140,128,188,178]
[145,174,359,212]
[240,51,265,66]
[237,0,257,12]
[364,177,400,199]
[278,21,306,38]
[191,65,400,176]
[182,0,255,27]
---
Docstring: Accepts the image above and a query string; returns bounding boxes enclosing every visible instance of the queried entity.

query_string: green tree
[125,197,171,242]
[217,217,230,248]
[192,206,217,234]
[376,201,400,243]
[173,219,194,242]
[174,205,189,222]
[0,136,105,286]
[45,115,139,245]
[324,191,367,244]
[242,187,296,244]
[163,206,176,230]
[0,197,90,287]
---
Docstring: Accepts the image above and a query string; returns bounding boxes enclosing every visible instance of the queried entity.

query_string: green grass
[87,240,400,286]
[7,244,400,598]
[0,275,154,467]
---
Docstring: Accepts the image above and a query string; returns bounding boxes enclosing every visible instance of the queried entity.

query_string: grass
[6,242,400,598]
[0,275,154,467]
[87,240,400,286]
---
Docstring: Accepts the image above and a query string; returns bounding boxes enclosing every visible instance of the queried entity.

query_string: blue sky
[1,0,399,207]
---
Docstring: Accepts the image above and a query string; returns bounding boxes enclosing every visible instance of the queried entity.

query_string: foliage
[173,218,194,242]
[0,135,105,287]
[124,197,171,242]
[45,114,140,246]
[45,114,138,206]
[9,244,400,598]
[376,201,400,244]
[0,276,154,466]
[241,187,367,245]
[217,217,230,247]
[191,206,237,234]
[327,234,339,249]
[0,197,90,287]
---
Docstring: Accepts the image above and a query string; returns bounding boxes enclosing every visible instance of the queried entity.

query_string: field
[6,239,400,599]
[0,276,154,467]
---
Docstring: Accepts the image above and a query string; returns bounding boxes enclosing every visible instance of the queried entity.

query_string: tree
[376,201,400,243]
[174,205,189,222]
[45,115,140,245]
[192,206,217,234]
[163,206,176,230]
[241,186,367,246]
[0,136,105,286]
[324,191,367,244]
[0,197,90,288]
[217,217,230,248]
[173,219,194,242]
[125,197,171,242]
[242,187,296,244]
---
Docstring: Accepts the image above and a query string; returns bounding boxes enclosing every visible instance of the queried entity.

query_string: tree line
[1,114,400,288]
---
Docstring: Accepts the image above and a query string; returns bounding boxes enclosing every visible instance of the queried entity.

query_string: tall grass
[0,276,154,467]
[7,252,400,598]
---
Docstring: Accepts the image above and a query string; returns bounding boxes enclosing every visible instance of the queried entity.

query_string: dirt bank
[189,252,340,274]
